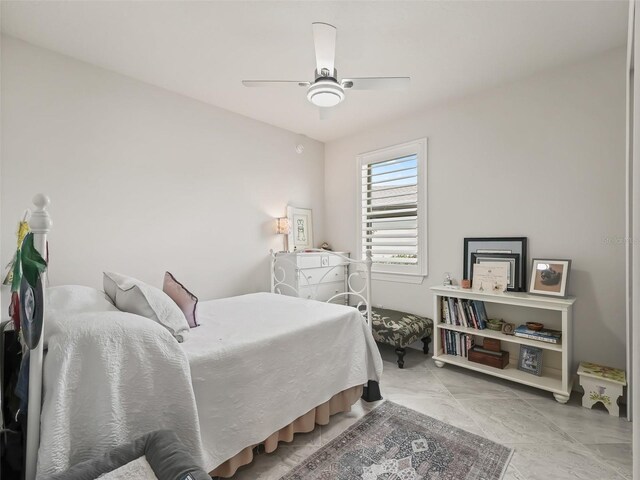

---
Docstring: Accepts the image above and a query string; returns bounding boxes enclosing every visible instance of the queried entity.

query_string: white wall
[325,48,627,369]
[1,36,325,299]
[1,36,627,370]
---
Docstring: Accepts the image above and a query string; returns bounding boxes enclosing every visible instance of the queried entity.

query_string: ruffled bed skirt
[210,385,364,478]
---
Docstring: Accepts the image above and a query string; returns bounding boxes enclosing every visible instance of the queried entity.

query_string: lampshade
[276,217,290,235]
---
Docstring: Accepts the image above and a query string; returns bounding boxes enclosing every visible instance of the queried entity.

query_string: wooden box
[483,338,501,352]
[468,347,509,369]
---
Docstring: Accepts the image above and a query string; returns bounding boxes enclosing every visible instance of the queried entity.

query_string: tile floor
[232,345,632,479]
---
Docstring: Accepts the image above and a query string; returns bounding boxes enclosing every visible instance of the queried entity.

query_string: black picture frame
[471,252,521,292]
[463,237,528,292]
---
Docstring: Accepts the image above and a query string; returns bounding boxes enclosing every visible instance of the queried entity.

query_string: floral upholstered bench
[371,307,433,368]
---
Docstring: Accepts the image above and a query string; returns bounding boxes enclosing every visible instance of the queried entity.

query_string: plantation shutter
[361,154,419,267]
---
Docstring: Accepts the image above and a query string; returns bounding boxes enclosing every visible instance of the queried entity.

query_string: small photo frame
[287,206,314,251]
[518,345,543,376]
[528,259,571,297]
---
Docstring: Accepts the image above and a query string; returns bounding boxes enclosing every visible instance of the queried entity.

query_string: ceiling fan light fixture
[307,80,344,107]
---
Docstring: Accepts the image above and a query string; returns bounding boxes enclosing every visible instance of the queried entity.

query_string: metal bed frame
[270,248,373,330]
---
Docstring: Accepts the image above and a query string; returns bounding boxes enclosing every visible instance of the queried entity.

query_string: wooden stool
[577,362,626,417]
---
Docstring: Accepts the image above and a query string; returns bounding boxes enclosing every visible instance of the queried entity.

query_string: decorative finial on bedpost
[29,193,52,233]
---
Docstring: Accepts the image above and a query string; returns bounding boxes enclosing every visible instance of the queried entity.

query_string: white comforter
[183,293,383,471]
[38,311,203,477]
[37,292,382,476]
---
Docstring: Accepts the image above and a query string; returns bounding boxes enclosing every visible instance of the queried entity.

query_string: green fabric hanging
[20,233,47,288]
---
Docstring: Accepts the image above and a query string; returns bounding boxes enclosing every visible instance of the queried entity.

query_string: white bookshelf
[431,286,576,403]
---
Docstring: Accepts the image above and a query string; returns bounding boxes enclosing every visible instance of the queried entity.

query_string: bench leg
[421,336,431,355]
[395,347,406,369]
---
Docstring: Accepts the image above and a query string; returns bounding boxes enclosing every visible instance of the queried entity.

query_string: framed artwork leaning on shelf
[471,252,521,291]
[518,345,543,376]
[471,264,508,293]
[528,259,571,297]
[463,237,527,291]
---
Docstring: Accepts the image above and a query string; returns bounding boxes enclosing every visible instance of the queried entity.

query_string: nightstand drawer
[296,254,322,268]
[297,266,346,285]
[299,281,346,303]
[293,253,350,269]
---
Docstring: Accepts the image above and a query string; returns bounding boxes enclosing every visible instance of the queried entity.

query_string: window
[358,139,427,280]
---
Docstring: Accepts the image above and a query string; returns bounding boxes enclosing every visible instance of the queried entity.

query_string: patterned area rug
[280,401,513,480]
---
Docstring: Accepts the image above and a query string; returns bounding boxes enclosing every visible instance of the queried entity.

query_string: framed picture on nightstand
[287,206,314,251]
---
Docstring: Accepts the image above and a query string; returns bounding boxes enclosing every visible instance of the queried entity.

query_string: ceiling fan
[242,22,410,116]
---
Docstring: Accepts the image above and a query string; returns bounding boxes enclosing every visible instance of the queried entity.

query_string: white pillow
[103,272,190,342]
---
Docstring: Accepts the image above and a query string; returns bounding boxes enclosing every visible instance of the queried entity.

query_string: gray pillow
[103,272,190,342]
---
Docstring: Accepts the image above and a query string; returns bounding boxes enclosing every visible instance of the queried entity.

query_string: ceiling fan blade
[312,22,337,75]
[242,80,310,87]
[341,77,410,90]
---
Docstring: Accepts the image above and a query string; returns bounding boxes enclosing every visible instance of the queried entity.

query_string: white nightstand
[271,251,350,304]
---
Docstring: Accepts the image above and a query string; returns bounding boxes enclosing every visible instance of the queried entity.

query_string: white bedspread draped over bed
[38,311,203,477]
[182,293,383,472]
[37,292,382,476]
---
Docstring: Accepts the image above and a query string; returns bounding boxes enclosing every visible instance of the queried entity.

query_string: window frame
[356,138,428,283]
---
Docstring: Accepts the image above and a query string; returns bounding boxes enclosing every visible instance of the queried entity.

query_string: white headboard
[270,249,373,329]
[25,194,52,480]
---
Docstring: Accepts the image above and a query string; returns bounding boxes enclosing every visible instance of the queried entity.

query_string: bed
[186,293,382,476]
[21,194,383,479]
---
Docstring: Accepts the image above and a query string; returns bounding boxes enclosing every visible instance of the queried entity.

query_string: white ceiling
[1,1,628,142]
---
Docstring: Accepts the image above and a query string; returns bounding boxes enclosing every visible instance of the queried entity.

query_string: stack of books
[441,296,488,330]
[441,330,475,358]
[514,325,562,344]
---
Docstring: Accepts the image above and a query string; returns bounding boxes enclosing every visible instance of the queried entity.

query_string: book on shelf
[472,300,488,329]
[466,301,478,329]
[441,329,475,358]
[447,297,457,325]
[457,301,468,328]
[513,325,562,344]
[440,297,487,330]
[442,299,451,324]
